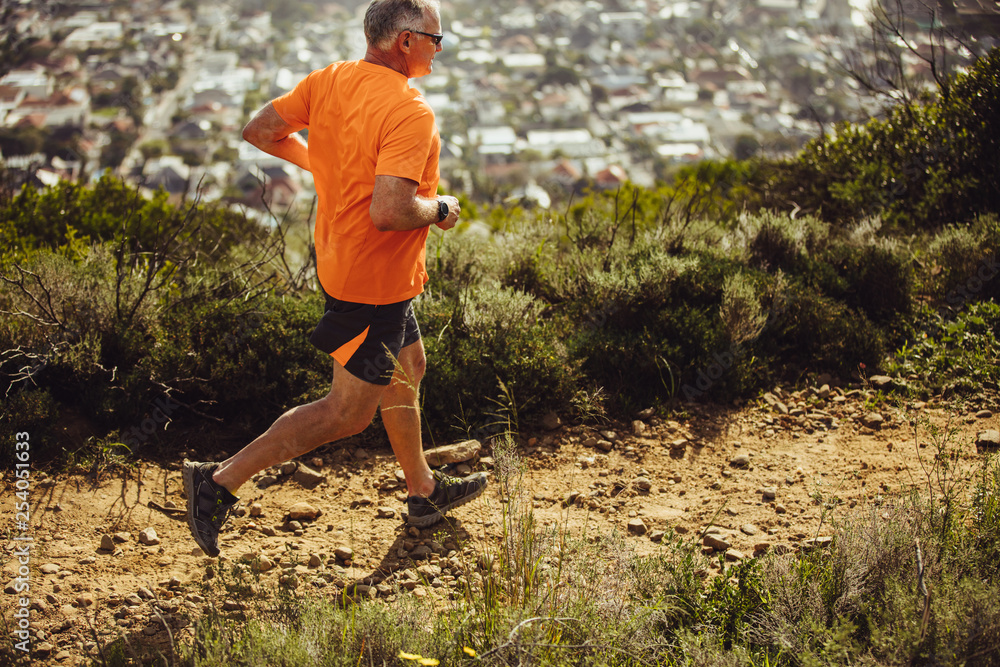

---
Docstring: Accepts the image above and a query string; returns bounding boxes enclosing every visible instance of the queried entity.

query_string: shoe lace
[210,498,239,529]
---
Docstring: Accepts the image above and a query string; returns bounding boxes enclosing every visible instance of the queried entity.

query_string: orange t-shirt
[271,60,440,304]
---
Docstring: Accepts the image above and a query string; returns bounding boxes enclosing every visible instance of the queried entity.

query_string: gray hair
[364,0,440,52]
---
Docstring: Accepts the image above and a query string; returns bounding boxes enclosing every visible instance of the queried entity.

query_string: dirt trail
[3,384,997,665]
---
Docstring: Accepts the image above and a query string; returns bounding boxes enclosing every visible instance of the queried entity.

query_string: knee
[318,396,374,439]
[407,351,427,385]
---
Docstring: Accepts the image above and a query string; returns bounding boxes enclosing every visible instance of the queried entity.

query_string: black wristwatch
[437,198,449,222]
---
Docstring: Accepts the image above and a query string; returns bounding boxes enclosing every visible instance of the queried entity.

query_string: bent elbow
[369,206,395,232]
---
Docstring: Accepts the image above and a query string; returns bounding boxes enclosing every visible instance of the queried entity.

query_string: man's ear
[397,30,411,53]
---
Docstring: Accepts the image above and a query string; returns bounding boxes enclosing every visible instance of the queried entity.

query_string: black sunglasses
[409,29,443,45]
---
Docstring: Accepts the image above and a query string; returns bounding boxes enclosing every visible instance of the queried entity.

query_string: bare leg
[213,360,385,494]
[379,339,435,498]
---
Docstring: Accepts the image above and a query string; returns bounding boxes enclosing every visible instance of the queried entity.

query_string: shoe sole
[183,461,220,557]
[407,479,487,528]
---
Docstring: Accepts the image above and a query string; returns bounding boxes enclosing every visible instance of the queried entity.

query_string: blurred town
[1,0,997,213]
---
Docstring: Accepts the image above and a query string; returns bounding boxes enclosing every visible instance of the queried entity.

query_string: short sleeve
[374,97,437,183]
[270,69,317,131]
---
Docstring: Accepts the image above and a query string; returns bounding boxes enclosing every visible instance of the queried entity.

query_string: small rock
[113,532,131,543]
[669,439,687,451]
[293,464,326,489]
[249,503,263,517]
[740,524,759,536]
[409,545,433,559]
[632,420,647,436]
[257,475,278,489]
[541,411,562,430]
[649,530,666,543]
[761,487,777,501]
[287,502,321,521]
[976,409,993,419]
[279,461,298,475]
[802,536,835,550]
[775,504,788,514]
[34,642,54,657]
[352,448,370,461]
[334,546,353,561]
[376,507,396,519]
[862,412,884,429]
[816,384,831,400]
[725,549,745,562]
[100,535,115,551]
[39,563,60,575]
[976,430,1000,454]
[308,554,322,568]
[125,594,142,606]
[596,439,614,452]
[627,518,647,536]
[75,593,95,608]
[869,375,894,390]
[637,407,655,420]
[425,440,482,466]
[311,457,324,469]
[416,564,442,578]
[138,528,160,546]
[703,534,732,551]
[730,453,751,468]
[136,587,154,600]
[254,556,275,573]
[634,477,653,491]
[222,599,242,611]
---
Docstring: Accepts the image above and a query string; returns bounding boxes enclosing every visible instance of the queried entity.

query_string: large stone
[293,464,326,489]
[287,502,321,521]
[424,440,482,466]
[541,411,562,430]
[976,429,1000,454]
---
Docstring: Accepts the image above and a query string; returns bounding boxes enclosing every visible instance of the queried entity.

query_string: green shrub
[926,214,1000,305]
[418,286,577,435]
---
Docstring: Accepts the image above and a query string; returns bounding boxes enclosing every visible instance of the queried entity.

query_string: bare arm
[370,175,460,232]
[241,103,310,172]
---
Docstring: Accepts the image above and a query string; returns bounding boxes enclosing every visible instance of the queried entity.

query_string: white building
[64,22,124,49]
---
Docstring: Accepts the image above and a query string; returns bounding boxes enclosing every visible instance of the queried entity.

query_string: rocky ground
[3,376,999,665]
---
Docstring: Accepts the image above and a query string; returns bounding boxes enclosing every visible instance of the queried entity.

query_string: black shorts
[309,292,421,386]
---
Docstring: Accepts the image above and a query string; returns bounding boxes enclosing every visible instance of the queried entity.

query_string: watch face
[438,200,449,221]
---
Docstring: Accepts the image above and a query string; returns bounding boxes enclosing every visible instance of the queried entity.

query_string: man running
[183,0,486,558]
